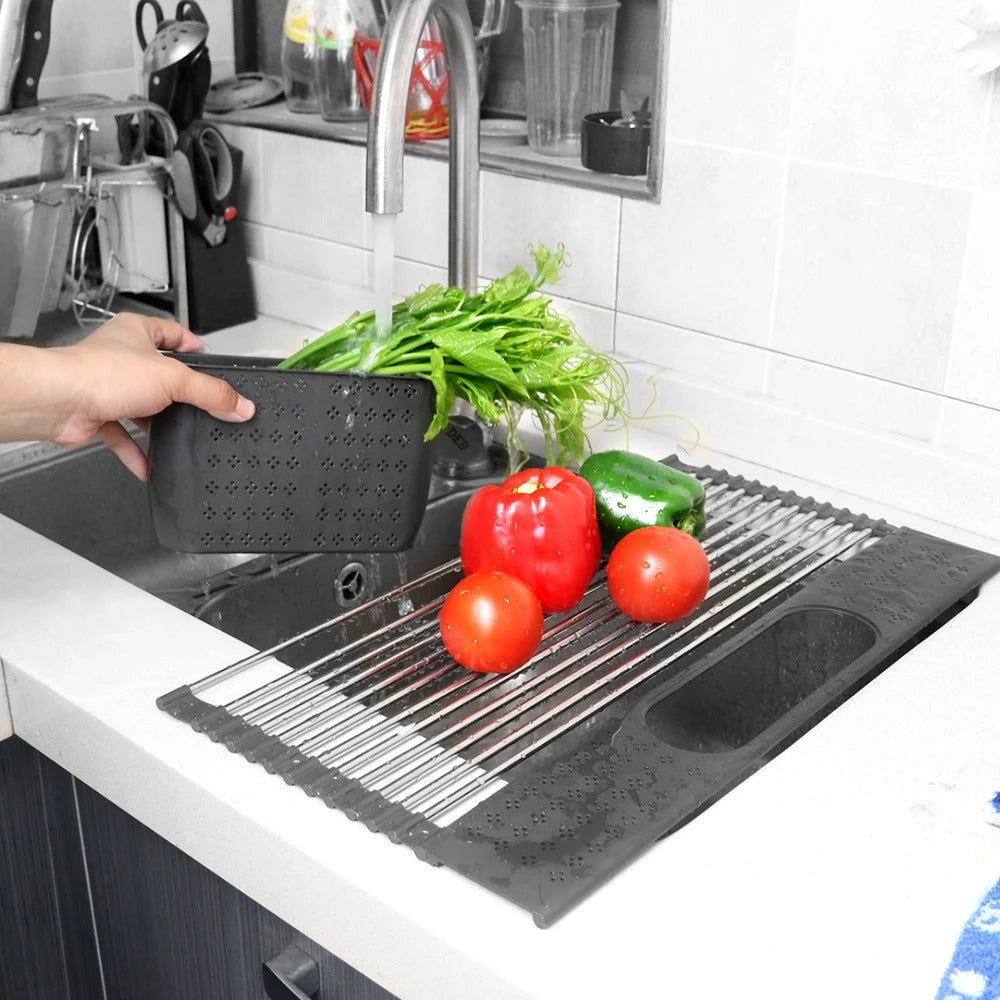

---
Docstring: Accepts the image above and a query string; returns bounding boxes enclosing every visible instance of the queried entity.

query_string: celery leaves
[278,244,627,466]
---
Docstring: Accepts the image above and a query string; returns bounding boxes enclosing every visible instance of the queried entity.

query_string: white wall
[46,0,1000,538]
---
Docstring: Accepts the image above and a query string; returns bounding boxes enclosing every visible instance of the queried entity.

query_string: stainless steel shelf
[207,102,656,200]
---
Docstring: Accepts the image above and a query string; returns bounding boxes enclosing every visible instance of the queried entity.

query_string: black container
[182,143,257,335]
[147,355,435,554]
[581,110,651,176]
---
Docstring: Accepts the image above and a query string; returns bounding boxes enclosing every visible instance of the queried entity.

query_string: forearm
[0,315,253,479]
[0,342,77,445]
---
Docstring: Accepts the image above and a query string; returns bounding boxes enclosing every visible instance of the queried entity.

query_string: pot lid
[204,73,284,113]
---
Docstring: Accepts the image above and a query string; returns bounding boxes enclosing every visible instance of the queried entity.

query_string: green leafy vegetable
[278,244,627,466]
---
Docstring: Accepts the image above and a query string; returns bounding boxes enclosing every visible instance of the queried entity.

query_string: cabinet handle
[262,944,320,1000]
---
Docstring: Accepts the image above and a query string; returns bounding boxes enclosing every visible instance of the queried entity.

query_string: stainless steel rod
[400,522,869,819]
[206,483,751,711]
[416,524,872,822]
[354,510,835,806]
[374,514,846,808]
[231,598,444,718]
[247,621,443,726]
[309,500,752,780]
[331,604,628,784]
[280,577,616,763]
[310,596,620,769]
[244,627,443,731]
[190,559,461,696]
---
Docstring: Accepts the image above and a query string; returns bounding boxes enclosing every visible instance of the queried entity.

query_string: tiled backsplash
[48,0,1000,538]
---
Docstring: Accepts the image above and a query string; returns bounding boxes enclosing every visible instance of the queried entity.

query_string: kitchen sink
[5,438,999,928]
[643,607,879,753]
[0,436,491,635]
[0,441,258,609]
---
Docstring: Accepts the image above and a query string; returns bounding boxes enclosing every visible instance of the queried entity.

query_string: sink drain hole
[334,561,368,608]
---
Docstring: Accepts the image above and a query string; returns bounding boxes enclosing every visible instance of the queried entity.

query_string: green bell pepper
[579,450,706,548]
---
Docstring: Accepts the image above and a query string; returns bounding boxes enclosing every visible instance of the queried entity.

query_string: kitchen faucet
[365,0,480,292]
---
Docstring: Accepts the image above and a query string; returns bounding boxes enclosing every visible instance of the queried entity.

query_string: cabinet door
[0,737,103,1000]
[74,778,400,1000]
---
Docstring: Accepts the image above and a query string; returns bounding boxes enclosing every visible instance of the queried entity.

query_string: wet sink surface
[0,440,476,638]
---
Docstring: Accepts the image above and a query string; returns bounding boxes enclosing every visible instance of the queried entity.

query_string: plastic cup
[516,0,620,157]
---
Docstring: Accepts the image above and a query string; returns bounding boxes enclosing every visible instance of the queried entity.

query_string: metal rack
[157,458,1000,926]
[159,467,879,830]
[0,95,188,337]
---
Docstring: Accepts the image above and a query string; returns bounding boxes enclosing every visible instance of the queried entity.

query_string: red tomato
[439,571,545,674]
[606,526,710,623]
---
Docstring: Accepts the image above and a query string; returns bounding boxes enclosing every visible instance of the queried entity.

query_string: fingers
[98,421,150,481]
[139,315,205,355]
[171,365,255,422]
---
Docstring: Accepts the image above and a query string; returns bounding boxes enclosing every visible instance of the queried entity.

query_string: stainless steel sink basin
[0,441,261,608]
[0,439,485,635]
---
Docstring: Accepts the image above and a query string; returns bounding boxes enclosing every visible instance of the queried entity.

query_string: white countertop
[3,313,1000,1000]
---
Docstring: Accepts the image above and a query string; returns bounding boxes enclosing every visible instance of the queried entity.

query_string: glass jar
[281,0,320,113]
[315,0,366,122]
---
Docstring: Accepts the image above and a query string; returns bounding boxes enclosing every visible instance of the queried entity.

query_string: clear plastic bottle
[281,0,320,113]
[315,0,366,122]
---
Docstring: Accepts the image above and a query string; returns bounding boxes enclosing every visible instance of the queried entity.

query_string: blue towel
[934,795,1000,999]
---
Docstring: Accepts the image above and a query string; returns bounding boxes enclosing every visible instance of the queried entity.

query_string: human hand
[0,313,255,480]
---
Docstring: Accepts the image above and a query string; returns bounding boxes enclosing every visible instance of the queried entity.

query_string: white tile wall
[479,172,621,307]
[616,315,767,395]
[771,162,970,391]
[258,132,369,245]
[764,355,942,444]
[259,228,370,287]
[53,0,1000,538]
[938,397,1000,467]
[618,141,785,346]
[980,76,1000,189]
[790,0,989,185]
[947,188,1000,409]
[392,155,450,270]
[663,0,798,154]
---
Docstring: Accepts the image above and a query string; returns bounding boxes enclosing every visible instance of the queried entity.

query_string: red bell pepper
[460,466,602,614]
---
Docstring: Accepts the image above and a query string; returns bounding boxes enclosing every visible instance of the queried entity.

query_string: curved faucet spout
[365,0,480,292]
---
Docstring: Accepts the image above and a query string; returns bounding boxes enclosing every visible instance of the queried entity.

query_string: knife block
[181,142,256,334]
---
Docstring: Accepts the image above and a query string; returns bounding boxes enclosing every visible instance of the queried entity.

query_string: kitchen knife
[11,0,53,109]
[169,43,211,131]
[0,0,31,114]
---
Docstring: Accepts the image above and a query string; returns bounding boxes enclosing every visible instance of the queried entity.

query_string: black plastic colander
[147,354,435,554]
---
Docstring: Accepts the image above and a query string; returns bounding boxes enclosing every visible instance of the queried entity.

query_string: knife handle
[11,0,52,110]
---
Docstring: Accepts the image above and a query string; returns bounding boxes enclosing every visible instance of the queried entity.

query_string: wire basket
[354,29,451,141]
[352,0,512,142]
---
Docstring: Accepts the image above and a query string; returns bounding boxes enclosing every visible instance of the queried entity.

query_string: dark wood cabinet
[1,738,399,1000]
[0,736,103,1000]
